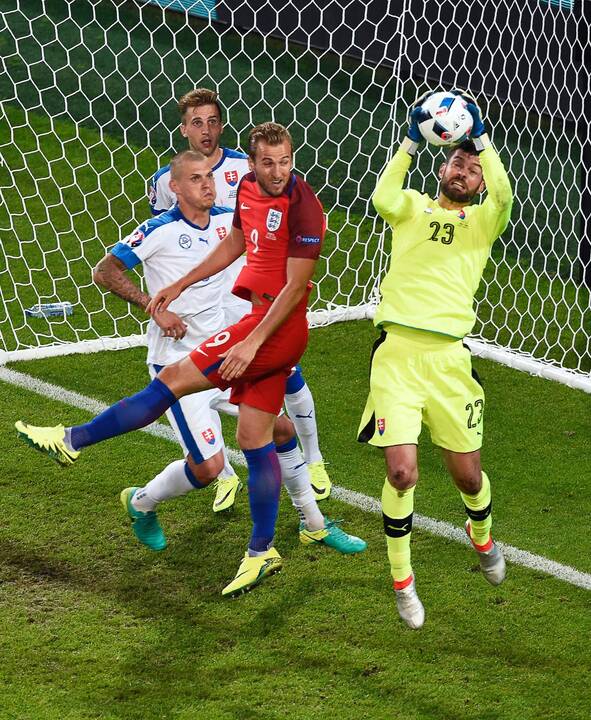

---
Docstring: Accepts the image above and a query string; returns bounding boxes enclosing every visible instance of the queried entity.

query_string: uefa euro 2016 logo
[130,229,144,248]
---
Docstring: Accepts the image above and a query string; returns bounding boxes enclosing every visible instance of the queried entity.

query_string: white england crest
[266,208,282,232]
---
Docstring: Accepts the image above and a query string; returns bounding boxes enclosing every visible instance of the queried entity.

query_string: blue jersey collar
[173,203,211,231]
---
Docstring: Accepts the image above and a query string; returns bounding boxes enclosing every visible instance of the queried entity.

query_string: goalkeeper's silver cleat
[465,521,506,586]
[394,576,425,630]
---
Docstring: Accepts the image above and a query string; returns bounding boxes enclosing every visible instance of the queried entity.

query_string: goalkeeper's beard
[440,177,474,205]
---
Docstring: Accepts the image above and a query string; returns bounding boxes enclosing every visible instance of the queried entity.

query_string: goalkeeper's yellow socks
[382,479,414,588]
[461,471,493,550]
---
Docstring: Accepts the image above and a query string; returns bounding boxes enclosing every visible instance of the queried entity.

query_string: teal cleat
[300,518,367,554]
[120,487,167,551]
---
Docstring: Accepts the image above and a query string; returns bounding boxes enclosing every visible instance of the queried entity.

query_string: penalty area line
[2,365,590,593]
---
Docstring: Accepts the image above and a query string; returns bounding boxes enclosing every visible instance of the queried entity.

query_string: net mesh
[0,0,589,381]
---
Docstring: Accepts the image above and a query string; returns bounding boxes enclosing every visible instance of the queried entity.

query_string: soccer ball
[418,92,473,147]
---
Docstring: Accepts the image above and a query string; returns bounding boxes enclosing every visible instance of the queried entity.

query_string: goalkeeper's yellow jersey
[372,145,513,339]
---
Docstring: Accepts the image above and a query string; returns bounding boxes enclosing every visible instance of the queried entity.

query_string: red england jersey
[231,172,325,306]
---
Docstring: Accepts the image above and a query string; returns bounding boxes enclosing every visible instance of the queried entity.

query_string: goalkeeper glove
[405,90,438,153]
[452,89,486,138]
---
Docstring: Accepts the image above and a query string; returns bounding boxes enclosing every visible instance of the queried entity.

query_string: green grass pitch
[1,321,590,720]
[1,1,591,717]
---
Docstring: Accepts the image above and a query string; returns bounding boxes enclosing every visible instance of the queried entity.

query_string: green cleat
[299,518,367,554]
[222,547,283,597]
[120,487,167,551]
[212,474,242,513]
[15,421,80,466]
[307,461,332,501]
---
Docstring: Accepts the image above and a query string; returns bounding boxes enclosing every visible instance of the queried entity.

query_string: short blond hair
[178,88,222,122]
[169,149,208,179]
[247,122,293,160]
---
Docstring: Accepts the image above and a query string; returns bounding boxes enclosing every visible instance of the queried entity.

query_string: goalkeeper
[358,91,513,629]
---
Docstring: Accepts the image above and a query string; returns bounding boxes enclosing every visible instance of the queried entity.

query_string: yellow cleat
[222,547,283,597]
[212,474,242,513]
[15,421,80,466]
[308,461,332,500]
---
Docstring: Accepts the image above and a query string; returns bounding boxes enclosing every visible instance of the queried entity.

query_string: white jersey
[111,204,234,366]
[148,148,251,321]
[148,147,249,215]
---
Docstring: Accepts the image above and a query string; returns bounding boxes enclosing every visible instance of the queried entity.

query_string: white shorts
[149,364,228,463]
[223,296,251,327]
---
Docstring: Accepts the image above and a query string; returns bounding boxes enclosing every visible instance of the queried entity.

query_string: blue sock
[286,364,306,395]
[243,442,281,553]
[184,462,207,489]
[70,378,177,450]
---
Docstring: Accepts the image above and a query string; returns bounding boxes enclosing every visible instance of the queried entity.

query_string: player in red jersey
[16,123,366,596]
[148,122,355,594]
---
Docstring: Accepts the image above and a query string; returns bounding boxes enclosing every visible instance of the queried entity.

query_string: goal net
[1,0,589,391]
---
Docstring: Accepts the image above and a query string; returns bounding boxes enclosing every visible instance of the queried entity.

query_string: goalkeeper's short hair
[446,139,478,160]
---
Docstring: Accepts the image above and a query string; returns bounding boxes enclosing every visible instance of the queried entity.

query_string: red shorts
[189,306,309,415]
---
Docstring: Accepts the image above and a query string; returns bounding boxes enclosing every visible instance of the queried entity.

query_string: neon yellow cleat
[15,421,80,467]
[308,461,332,501]
[212,474,242,513]
[222,547,283,597]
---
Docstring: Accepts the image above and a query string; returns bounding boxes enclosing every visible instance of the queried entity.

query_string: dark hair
[247,122,293,160]
[178,88,223,122]
[445,139,478,161]
[169,149,207,179]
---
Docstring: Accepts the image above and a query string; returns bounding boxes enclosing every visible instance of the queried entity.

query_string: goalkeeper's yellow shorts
[357,324,484,453]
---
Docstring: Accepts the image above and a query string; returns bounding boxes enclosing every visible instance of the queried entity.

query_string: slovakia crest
[130,229,144,248]
[266,208,283,232]
[458,209,466,220]
[216,226,228,241]
[202,428,216,445]
[225,170,239,186]
[377,418,386,436]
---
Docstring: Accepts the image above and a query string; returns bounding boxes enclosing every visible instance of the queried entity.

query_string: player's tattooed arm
[93,254,151,310]
[94,254,187,338]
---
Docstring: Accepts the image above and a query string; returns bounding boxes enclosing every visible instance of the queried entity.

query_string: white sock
[284,385,323,464]
[217,448,236,480]
[276,442,324,531]
[64,427,76,452]
[210,412,236,480]
[131,460,195,512]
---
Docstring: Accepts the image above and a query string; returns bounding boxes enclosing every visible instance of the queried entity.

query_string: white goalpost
[0,0,589,392]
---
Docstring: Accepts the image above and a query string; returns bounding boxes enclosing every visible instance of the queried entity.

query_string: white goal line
[1,364,590,592]
[1,304,590,393]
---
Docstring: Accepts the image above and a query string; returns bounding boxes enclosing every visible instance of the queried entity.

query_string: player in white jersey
[148,88,333,505]
[150,146,249,214]
[90,150,365,558]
